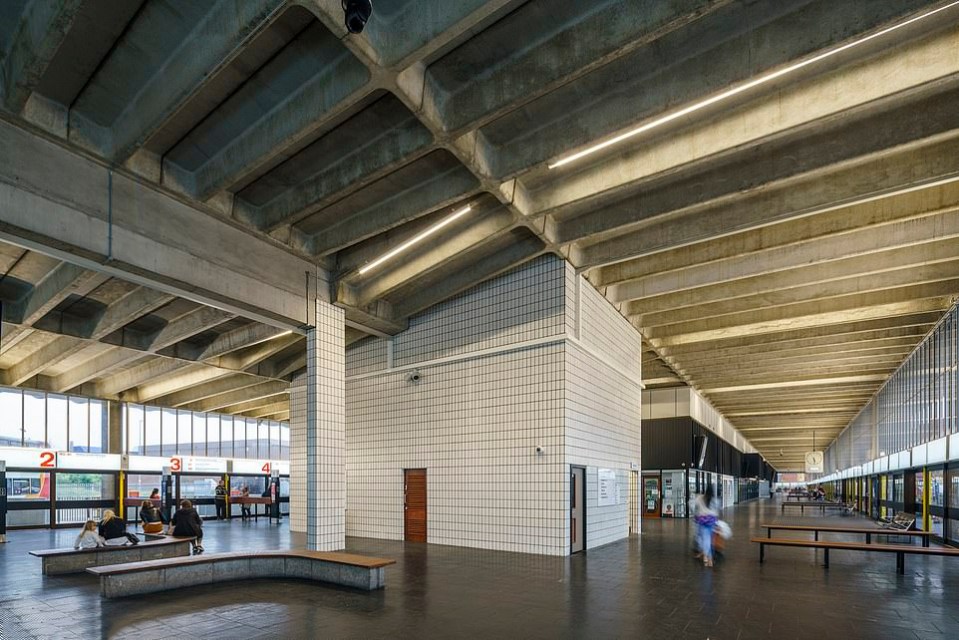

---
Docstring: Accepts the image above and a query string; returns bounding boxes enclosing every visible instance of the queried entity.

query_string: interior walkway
[1,500,956,639]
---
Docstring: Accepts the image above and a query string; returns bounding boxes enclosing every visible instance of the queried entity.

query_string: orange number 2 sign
[39,451,55,468]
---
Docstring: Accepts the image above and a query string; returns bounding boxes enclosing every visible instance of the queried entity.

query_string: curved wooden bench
[30,536,194,575]
[86,550,396,597]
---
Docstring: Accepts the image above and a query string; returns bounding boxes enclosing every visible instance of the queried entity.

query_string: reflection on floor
[1,501,957,639]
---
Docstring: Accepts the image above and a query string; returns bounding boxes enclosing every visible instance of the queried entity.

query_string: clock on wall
[804,451,824,472]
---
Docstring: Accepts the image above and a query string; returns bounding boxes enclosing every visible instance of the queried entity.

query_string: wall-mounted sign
[127,456,173,472]
[57,451,122,471]
[172,456,228,474]
[231,459,274,475]
[0,447,56,469]
[598,468,619,506]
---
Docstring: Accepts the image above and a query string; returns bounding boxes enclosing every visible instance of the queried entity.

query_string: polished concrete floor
[1,500,957,639]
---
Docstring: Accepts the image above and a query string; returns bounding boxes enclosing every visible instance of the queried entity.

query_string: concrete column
[305,300,345,551]
[108,401,123,454]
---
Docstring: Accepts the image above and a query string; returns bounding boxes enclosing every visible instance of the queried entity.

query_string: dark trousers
[215,500,226,520]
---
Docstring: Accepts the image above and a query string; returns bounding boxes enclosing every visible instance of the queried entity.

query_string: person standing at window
[214,479,227,520]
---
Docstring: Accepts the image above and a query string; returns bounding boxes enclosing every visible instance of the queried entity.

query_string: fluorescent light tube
[548,1,959,169]
[358,205,472,275]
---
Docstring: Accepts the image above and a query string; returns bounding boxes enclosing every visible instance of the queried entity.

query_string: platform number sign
[39,451,55,468]
[169,457,182,472]
[262,462,271,474]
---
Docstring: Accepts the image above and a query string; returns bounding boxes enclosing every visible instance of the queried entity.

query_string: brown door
[404,469,427,543]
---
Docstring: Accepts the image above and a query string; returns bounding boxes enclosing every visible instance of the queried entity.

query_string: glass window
[89,401,106,454]
[46,394,67,451]
[127,404,144,455]
[246,419,258,459]
[930,469,944,507]
[179,475,218,499]
[219,416,233,458]
[23,390,46,448]
[0,387,23,446]
[126,473,161,499]
[206,415,220,457]
[144,407,161,456]
[68,397,89,452]
[280,424,289,460]
[161,408,178,456]
[270,423,280,459]
[192,413,207,457]
[177,410,192,455]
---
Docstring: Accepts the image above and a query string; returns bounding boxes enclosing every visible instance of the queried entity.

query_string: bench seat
[751,536,959,574]
[85,550,396,597]
[30,536,194,575]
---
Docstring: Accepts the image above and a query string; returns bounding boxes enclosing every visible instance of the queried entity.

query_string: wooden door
[404,469,427,543]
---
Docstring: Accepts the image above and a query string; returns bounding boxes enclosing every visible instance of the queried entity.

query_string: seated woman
[99,510,136,546]
[168,499,204,554]
[140,499,165,534]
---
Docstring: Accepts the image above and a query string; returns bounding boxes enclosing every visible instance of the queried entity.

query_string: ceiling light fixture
[547,1,959,169]
[358,205,472,275]
[272,330,293,339]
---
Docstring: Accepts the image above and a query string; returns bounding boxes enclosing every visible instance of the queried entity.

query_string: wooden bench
[86,550,396,597]
[751,537,959,574]
[29,536,194,575]
[780,501,845,514]
[761,523,934,547]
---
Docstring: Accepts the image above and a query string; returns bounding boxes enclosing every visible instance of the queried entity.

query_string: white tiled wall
[289,372,306,533]
[340,255,645,556]
[292,301,346,550]
[565,268,643,550]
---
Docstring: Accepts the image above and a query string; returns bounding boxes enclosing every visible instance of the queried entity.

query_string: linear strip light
[358,205,472,275]
[548,1,959,169]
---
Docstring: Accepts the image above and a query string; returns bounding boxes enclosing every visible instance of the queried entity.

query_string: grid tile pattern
[306,300,346,551]
[288,372,306,534]
[342,255,644,555]
[392,254,566,367]
[348,344,568,555]
[346,336,388,376]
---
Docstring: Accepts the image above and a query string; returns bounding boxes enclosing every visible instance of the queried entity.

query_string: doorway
[643,474,661,518]
[571,467,585,553]
[629,470,639,533]
[404,469,427,543]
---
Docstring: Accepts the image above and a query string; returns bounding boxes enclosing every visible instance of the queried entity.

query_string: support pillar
[108,401,123,454]
[305,300,345,551]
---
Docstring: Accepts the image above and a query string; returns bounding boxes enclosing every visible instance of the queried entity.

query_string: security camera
[407,371,421,383]
[343,0,372,34]
[535,446,544,454]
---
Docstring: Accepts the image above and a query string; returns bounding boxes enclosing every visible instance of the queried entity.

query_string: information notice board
[598,468,620,506]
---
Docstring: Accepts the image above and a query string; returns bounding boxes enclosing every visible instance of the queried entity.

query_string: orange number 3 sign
[169,457,182,472]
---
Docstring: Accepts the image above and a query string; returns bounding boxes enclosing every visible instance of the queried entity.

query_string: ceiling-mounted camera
[407,370,421,383]
[343,0,372,34]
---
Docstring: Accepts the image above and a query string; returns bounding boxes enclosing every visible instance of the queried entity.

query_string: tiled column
[288,372,306,533]
[306,300,346,550]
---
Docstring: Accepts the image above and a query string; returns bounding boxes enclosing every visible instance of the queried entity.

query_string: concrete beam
[631,260,959,327]
[128,306,236,352]
[644,287,957,347]
[537,21,959,217]
[2,334,84,386]
[308,165,480,256]
[94,358,190,398]
[610,214,959,304]
[7,262,109,326]
[594,181,959,289]
[239,400,289,419]
[703,374,890,394]
[90,0,287,162]
[1,0,84,112]
[134,366,240,404]
[0,118,322,330]
[183,382,289,413]
[48,348,146,393]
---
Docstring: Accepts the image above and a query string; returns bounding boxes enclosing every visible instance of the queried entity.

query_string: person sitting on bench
[168,499,204,554]
[140,500,165,534]
[74,520,105,549]
[99,510,138,546]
